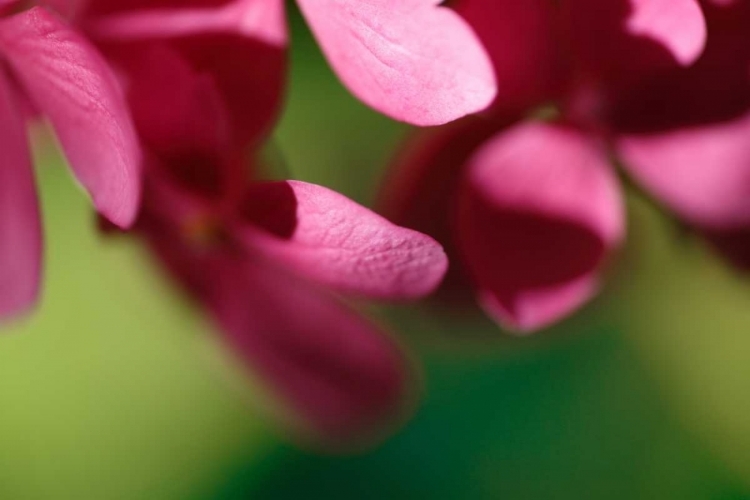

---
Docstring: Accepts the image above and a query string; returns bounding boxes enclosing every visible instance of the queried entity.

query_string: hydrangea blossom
[381,0,750,333]
[0,3,141,318]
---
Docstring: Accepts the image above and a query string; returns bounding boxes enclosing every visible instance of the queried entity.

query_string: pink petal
[0,7,141,226]
[123,44,231,198]
[617,111,750,229]
[457,122,624,332]
[140,218,412,443]
[0,69,42,319]
[626,0,707,66]
[609,0,750,132]
[560,0,706,90]
[454,0,563,113]
[207,257,413,444]
[236,181,448,300]
[295,0,496,125]
[378,116,506,300]
[85,0,287,145]
[84,0,286,47]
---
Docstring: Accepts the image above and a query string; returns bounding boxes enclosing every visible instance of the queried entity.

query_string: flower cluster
[0,0,744,443]
[381,0,750,332]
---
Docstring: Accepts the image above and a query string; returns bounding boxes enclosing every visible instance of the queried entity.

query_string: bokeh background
[1,9,750,499]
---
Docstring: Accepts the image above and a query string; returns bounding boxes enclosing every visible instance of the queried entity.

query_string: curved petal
[0,7,141,226]
[378,116,505,299]
[296,0,496,125]
[625,0,707,66]
[560,0,706,89]
[617,110,750,229]
[457,122,624,332]
[454,0,562,112]
[0,70,42,319]
[86,0,287,145]
[610,0,750,132]
[207,257,413,445]
[235,181,448,301]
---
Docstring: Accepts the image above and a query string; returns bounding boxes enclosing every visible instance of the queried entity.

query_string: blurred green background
[1,9,750,499]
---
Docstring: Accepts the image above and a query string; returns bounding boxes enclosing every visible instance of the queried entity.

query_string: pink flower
[77,0,497,126]
[381,0,750,333]
[107,44,447,443]
[0,3,141,318]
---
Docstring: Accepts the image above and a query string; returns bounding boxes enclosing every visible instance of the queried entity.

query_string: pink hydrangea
[381,0,750,333]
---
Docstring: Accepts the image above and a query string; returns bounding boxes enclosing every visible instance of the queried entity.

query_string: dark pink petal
[454,0,563,113]
[296,0,496,125]
[0,7,141,226]
[0,70,42,318]
[610,0,750,132]
[42,0,88,19]
[704,227,750,271]
[626,0,707,65]
[84,0,286,47]
[86,0,287,145]
[617,111,750,229]
[236,181,448,300]
[457,122,624,332]
[124,44,233,199]
[560,0,706,91]
[207,257,413,444]
[378,116,506,300]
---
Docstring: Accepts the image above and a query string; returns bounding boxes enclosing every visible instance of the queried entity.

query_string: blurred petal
[85,0,286,47]
[124,44,232,199]
[296,0,496,125]
[610,0,750,132]
[0,7,141,226]
[0,70,41,318]
[705,227,750,271]
[236,181,448,300]
[617,110,750,229]
[87,0,287,144]
[560,0,706,89]
[209,258,412,444]
[457,123,624,331]
[379,116,504,298]
[626,0,707,65]
[454,0,562,112]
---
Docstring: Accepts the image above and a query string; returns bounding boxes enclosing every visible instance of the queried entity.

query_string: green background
[1,10,749,499]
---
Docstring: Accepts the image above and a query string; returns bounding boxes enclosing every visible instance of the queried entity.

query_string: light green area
[0,145,273,500]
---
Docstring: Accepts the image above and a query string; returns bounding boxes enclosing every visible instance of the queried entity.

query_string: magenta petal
[87,0,288,145]
[124,44,231,163]
[379,116,507,300]
[457,123,625,332]
[455,0,562,112]
[296,0,496,125]
[626,0,707,66]
[84,0,286,47]
[617,111,750,229]
[560,0,706,91]
[0,70,42,318]
[236,181,448,300]
[0,7,141,226]
[210,258,412,443]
